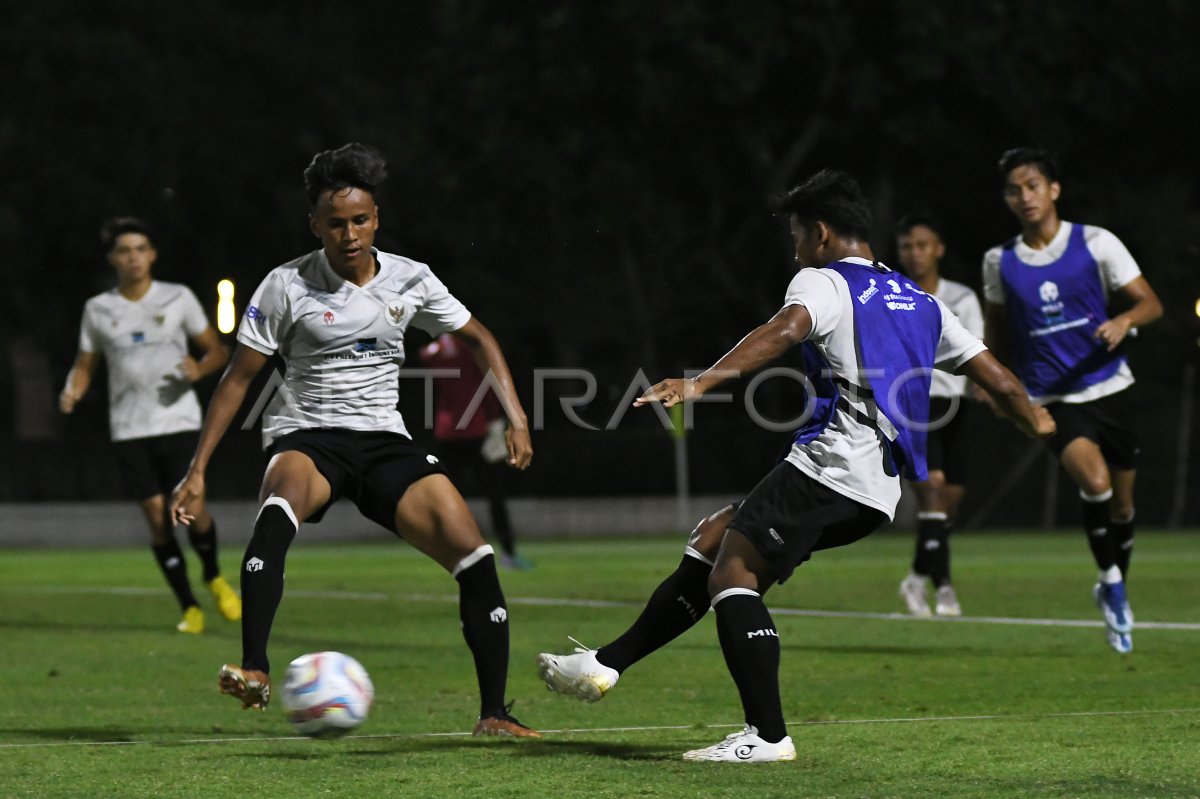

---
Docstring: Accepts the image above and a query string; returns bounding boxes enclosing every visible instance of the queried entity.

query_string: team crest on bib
[386,301,407,326]
[153,315,165,326]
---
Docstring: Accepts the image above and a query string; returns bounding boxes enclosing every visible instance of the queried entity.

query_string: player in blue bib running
[982,148,1163,654]
[538,170,1053,762]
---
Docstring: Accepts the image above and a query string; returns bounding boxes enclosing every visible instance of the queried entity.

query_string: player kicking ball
[538,170,1053,762]
[170,143,539,737]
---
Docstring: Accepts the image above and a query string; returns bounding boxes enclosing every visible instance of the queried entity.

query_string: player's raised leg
[395,473,539,737]
[537,505,732,702]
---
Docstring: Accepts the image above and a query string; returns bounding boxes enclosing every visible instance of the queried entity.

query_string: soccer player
[982,148,1163,654]
[60,217,239,634]
[538,170,1053,762]
[168,143,539,737]
[419,333,531,570]
[894,214,984,617]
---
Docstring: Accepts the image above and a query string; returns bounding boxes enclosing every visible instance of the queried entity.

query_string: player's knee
[1075,473,1111,497]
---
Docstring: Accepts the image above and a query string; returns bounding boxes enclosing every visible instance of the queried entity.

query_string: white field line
[12,586,1200,631]
[1,708,1199,751]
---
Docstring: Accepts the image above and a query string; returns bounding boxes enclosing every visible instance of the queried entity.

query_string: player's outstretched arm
[636,304,813,408]
[59,351,98,414]
[960,350,1055,439]
[450,317,532,470]
[170,344,270,524]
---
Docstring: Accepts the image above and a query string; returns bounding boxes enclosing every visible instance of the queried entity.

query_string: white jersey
[781,258,987,519]
[78,281,210,442]
[238,248,472,447]
[930,277,984,398]
[982,221,1140,404]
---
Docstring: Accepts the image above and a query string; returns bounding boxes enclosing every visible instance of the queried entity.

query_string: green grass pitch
[1,530,1198,798]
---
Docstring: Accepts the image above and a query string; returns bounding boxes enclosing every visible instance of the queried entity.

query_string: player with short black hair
[539,169,1053,762]
[169,142,539,737]
[894,213,984,617]
[983,148,1163,653]
[61,217,239,634]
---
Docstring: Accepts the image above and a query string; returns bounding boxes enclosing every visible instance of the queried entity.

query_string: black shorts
[267,429,448,531]
[729,462,887,584]
[925,397,970,485]
[113,431,198,502]
[1045,389,1140,470]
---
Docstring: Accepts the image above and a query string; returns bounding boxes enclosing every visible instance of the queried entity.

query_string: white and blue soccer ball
[281,651,374,738]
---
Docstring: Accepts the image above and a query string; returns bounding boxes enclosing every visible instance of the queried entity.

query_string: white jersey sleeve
[782,268,842,339]
[410,271,472,335]
[981,246,1005,305]
[956,287,984,339]
[78,303,98,354]
[935,298,987,368]
[180,286,210,337]
[1084,226,1142,291]
[237,271,290,355]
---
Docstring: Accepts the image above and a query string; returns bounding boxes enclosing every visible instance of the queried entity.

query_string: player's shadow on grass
[0,619,180,634]
[237,738,675,761]
[0,727,138,743]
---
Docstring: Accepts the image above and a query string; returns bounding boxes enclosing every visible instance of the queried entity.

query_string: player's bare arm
[636,304,814,408]
[960,349,1055,439]
[59,350,99,414]
[1094,275,1163,352]
[171,344,270,523]
[179,326,232,382]
[450,316,532,470]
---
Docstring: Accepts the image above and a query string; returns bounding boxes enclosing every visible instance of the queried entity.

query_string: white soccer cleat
[934,585,962,617]
[536,638,620,703]
[682,726,797,763]
[1092,581,1133,635]
[1105,628,1133,654]
[899,572,932,617]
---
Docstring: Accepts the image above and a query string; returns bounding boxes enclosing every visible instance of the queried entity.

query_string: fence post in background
[1167,363,1196,528]
[671,403,690,532]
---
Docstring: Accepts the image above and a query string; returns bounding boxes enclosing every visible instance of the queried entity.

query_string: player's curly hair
[100,217,156,253]
[303,143,389,207]
[998,147,1060,185]
[772,169,871,240]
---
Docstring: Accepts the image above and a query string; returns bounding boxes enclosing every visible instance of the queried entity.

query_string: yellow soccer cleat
[207,576,242,621]
[176,606,205,634]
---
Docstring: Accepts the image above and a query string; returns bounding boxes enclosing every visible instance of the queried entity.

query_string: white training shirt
[782,258,987,520]
[930,277,984,398]
[78,281,210,442]
[238,248,472,447]
[981,221,1141,404]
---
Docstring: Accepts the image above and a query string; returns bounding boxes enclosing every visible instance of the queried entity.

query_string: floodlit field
[1,530,1198,798]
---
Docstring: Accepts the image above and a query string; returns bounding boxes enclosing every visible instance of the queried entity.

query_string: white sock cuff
[918,512,949,521]
[683,546,715,567]
[452,544,495,577]
[1099,565,1122,584]
[258,496,299,530]
[711,587,759,608]
[1080,488,1113,503]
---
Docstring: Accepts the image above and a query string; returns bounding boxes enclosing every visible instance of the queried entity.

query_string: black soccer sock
[187,520,221,583]
[912,513,950,585]
[1081,490,1117,572]
[713,589,788,744]
[241,501,298,673]
[597,554,713,673]
[1112,513,1135,580]
[455,548,510,717]
[152,539,199,611]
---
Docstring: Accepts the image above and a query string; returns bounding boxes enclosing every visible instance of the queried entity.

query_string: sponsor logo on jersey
[1038,280,1066,322]
[386,301,407,327]
[153,315,165,326]
[354,338,378,352]
[131,331,146,343]
[767,527,784,545]
[426,454,439,464]
[323,310,335,325]
[857,278,879,304]
[883,279,917,311]
[246,305,264,320]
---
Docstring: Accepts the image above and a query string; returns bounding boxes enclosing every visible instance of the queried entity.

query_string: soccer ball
[280,651,374,738]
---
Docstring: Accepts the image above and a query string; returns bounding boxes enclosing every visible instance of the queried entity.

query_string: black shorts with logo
[113,431,198,502]
[1045,389,1140,470]
[729,462,888,584]
[267,429,448,532]
[926,397,970,485]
